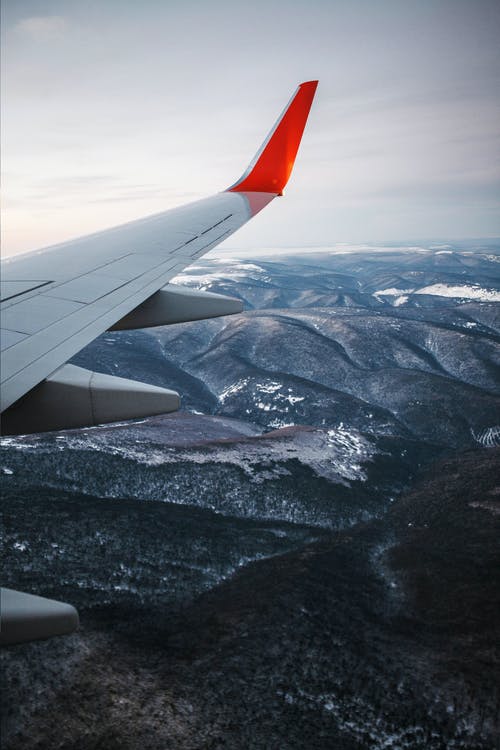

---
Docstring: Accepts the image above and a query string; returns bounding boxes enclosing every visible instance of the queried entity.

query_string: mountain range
[1,242,499,749]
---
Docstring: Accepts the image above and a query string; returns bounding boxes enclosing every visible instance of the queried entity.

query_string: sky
[1,0,499,257]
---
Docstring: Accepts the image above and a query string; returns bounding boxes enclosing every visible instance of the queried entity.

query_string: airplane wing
[1,81,318,435]
[0,81,318,645]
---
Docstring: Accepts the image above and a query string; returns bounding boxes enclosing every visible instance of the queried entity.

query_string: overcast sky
[2,0,499,256]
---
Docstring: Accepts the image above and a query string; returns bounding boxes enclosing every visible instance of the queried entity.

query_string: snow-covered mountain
[2,242,499,750]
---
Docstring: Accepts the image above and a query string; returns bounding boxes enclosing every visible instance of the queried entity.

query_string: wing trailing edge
[227,80,318,195]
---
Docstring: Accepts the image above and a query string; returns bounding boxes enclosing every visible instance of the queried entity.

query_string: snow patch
[172,262,266,290]
[374,287,414,296]
[255,381,282,394]
[218,379,250,404]
[374,283,500,304]
[393,295,408,307]
[471,426,500,447]
[415,284,500,302]
[5,424,377,489]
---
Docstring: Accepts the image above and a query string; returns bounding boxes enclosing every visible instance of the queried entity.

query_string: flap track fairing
[1,364,180,435]
[110,283,243,331]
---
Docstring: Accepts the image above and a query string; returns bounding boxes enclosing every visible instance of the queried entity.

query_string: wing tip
[227,80,318,195]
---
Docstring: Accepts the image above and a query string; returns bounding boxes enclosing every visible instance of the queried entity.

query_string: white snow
[415,283,500,301]
[373,283,500,304]
[471,426,500,447]
[255,381,282,394]
[376,288,414,296]
[218,379,250,404]
[373,288,414,299]
[255,382,304,406]
[267,419,296,429]
[393,295,409,307]
[0,437,39,450]
[172,261,266,289]
[219,380,306,415]
[286,394,304,404]
[20,423,376,490]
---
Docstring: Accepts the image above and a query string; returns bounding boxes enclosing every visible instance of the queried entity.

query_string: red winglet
[226,80,318,195]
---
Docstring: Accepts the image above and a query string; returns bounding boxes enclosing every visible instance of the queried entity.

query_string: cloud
[15,16,67,39]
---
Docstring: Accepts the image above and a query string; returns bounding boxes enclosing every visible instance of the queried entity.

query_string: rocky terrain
[1,242,499,748]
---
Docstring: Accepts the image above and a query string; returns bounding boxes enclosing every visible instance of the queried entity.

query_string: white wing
[1,81,318,435]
